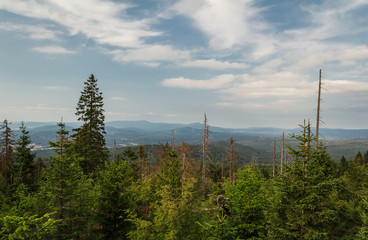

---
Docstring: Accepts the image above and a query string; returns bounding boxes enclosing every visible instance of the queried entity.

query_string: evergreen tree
[0,119,15,184]
[267,123,349,239]
[157,150,182,198]
[339,155,349,176]
[355,151,364,166]
[224,165,267,239]
[49,120,73,159]
[94,158,133,239]
[122,147,139,179]
[128,151,202,240]
[72,74,108,175]
[13,122,36,188]
[37,155,94,239]
[137,145,149,176]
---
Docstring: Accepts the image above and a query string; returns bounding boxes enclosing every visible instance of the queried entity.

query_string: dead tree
[226,137,236,181]
[171,130,175,148]
[177,142,195,179]
[273,141,276,177]
[202,113,209,189]
[281,132,284,175]
[252,152,257,167]
[316,69,322,146]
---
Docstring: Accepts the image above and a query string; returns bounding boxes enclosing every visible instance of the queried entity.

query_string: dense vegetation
[1,74,368,239]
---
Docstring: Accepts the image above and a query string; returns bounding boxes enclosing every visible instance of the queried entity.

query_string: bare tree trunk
[171,130,175,148]
[273,141,276,177]
[202,113,208,191]
[228,137,235,181]
[316,69,322,146]
[281,132,284,175]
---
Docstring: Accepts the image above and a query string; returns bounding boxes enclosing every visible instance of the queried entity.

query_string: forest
[1,74,368,239]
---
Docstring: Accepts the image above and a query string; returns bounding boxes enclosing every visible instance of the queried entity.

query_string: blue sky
[1,0,368,129]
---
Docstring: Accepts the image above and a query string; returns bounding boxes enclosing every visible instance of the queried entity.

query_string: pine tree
[37,155,94,239]
[122,147,139,179]
[94,158,133,239]
[225,166,267,239]
[72,74,108,175]
[267,122,349,239]
[13,122,36,188]
[0,119,15,184]
[33,124,95,239]
[49,120,73,159]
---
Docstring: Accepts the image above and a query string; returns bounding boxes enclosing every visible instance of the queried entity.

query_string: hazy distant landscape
[12,120,368,162]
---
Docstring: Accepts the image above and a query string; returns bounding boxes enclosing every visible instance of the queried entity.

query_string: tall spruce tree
[267,122,350,239]
[72,74,108,174]
[13,122,36,188]
[0,119,15,184]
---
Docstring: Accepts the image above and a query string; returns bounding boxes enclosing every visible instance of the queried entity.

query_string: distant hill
[7,120,368,162]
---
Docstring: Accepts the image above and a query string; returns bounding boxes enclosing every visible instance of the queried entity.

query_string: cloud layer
[1,0,368,127]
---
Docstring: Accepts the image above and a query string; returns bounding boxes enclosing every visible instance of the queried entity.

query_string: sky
[1,0,368,129]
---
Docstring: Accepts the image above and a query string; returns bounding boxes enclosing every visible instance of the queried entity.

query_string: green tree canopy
[72,74,108,175]
[13,122,36,188]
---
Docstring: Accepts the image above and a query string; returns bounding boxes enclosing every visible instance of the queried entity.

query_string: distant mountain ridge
[8,120,368,148]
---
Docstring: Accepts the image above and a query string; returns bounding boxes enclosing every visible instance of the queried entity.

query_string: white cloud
[324,79,368,94]
[254,58,284,74]
[172,0,267,50]
[180,59,248,70]
[162,74,236,89]
[0,0,160,49]
[32,45,76,54]
[0,22,61,40]
[220,72,315,100]
[110,45,191,64]
[24,104,70,112]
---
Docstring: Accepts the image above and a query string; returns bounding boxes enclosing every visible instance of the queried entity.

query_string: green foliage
[49,121,73,159]
[94,158,134,239]
[157,150,183,197]
[0,119,15,184]
[13,122,36,188]
[267,123,351,239]
[72,74,108,175]
[198,211,238,240]
[356,198,368,239]
[37,155,95,239]
[0,212,59,240]
[224,165,267,239]
[128,150,202,240]
[121,147,139,179]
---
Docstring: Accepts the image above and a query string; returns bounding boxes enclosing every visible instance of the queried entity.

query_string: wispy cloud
[24,104,70,112]
[0,0,160,48]
[162,74,236,89]
[172,0,267,50]
[180,59,248,70]
[324,79,368,94]
[0,22,61,40]
[110,45,191,65]
[32,45,76,54]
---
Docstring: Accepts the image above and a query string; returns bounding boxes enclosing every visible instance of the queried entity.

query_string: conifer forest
[2,74,368,240]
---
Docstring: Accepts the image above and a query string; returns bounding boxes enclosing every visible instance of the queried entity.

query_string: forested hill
[10,120,368,162]
[11,120,368,147]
